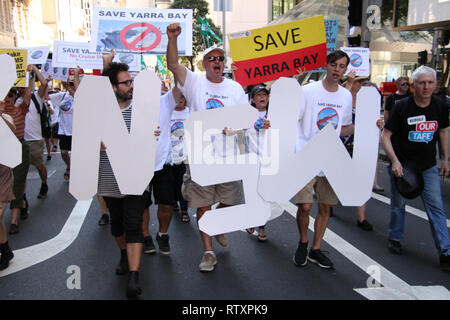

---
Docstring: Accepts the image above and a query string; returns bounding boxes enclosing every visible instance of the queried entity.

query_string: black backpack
[31,93,51,136]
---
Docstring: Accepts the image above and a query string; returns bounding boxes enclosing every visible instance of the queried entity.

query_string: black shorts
[59,135,72,151]
[51,124,59,138]
[42,126,51,139]
[147,164,177,206]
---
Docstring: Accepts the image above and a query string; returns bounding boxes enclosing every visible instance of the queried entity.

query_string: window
[0,0,12,33]
[272,0,300,20]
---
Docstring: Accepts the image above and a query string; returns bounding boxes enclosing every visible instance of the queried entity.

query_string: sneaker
[293,241,308,266]
[156,233,170,255]
[199,252,217,272]
[388,240,402,254]
[0,243,14,271]
[143,236,156,254]
[440,255,450,272]
[357,219,373,231]
[37,183,48,199]
[307,249,334,269]
[47,155,51,161]
[372,185,384,193]
[214,234,229,248]
[98,214,109,226]
[9,224,19,235]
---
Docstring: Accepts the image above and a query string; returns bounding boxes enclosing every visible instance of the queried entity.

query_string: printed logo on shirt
[407,115,426,125]
[171,121,184,133]
[206,98,224,110]
[60,100,72,112]
[317,107,339,130]
[408,121,438,143]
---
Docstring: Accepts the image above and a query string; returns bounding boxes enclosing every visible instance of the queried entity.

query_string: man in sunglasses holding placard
[167,23,248,272]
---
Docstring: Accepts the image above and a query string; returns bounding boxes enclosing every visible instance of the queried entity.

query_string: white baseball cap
[202,46,225,60]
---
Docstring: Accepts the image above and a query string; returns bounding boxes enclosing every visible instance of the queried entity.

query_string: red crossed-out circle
[120,22,162,52]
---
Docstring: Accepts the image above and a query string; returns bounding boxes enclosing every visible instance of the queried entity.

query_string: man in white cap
[166,22,248,272]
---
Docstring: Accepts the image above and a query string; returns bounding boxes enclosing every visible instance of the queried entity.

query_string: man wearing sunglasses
[384,76,411,122]
[167,23,248,272]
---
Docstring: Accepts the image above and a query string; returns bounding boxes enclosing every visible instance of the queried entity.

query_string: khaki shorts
[295,176,338,205]
[182,165,244,208]
[25,139,44,167]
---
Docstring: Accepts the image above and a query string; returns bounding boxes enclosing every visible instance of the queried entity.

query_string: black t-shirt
[385,92,411,111]
[384,96,449,171]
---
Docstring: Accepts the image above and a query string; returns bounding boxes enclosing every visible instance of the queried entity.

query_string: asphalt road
[0,151,449,305]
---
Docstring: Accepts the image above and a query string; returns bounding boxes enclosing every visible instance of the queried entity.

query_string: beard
[115,88,133,103]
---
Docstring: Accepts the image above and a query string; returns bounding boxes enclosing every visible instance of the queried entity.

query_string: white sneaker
[214,234,229,248]
[199,252,217,272]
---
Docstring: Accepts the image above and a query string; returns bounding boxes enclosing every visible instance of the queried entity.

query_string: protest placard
[26,46,50,65]
[0,48,28,87]
[52,41,141,71]
[340,47,371,77]
[228,15,327,86]
[90,7,192,55]
[311,19,338,73]
[41,59,69,82]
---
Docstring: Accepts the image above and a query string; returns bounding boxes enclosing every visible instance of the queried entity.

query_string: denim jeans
[388,165,450,256]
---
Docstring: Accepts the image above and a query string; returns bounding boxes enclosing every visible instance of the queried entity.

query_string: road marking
[371,192,450,228]
[278,202,450,300]
[0,199,92,278]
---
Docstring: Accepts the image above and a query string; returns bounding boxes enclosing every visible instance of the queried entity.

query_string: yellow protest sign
[228,16,327,86]
[0,48,28,87]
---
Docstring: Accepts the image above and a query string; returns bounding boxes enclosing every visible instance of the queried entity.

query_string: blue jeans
[388,165,450,256]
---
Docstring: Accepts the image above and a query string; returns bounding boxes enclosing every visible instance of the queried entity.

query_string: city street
[0,150,449,303]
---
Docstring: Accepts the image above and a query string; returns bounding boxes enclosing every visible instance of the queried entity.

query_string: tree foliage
[170,0,223,71]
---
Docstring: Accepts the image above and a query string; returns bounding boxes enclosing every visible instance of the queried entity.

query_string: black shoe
[37,183,48,199]
[98,214,109,226]
[388,240,402,254]
[0,242,14,271]
[156,233,170,255]
[47,155,51,161]
[439,255,450,272]
[9,224,19,235]
[307,249,334,269]
[357,219,373,231]
[143,236,156,254]
[20,195,29,220]
[115,250,129,275]
[126,271,142,299]
[293,241,308,266]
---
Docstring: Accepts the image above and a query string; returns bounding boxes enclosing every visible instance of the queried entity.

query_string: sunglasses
[117,79,133,86]
[400,83,409,86]
[207,56,225,62]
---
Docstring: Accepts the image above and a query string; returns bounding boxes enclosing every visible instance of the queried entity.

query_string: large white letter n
[69,71,160,200]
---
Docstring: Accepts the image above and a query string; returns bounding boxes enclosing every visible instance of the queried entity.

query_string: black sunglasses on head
[207,56,225,62]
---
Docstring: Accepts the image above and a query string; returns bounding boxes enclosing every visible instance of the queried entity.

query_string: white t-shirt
[154,90,177,171]
[50,92,74,136]
[170,107,190,165]
[178,67,248,158]
[246,110,268,155]
[296,80,353,152]
[22,92,43,141]
[49,100,59,126]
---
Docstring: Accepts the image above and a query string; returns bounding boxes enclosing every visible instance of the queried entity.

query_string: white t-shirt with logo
[170,107,190,165]
[50,92,74,136]
[246,110,268,155]
[154,90,177,171]
[296,81,352,176]
[21,92,43,141]
[178,67,248,158]
[296,80,353,151]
